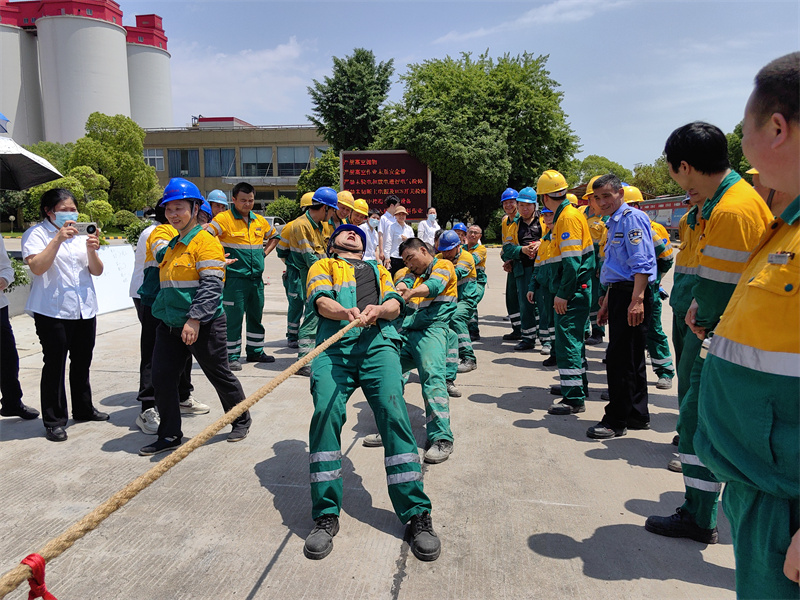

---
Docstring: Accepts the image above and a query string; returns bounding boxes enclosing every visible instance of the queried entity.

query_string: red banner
[340,151,431,219]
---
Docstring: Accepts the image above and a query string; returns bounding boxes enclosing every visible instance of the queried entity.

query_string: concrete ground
[0,248,735,599]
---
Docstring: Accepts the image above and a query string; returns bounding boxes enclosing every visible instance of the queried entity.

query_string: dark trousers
[389,257,405,276]
[133,298,193,412]
[152,314,251,439]
[32,313,97,428]
[0,306,23,411]
[602,283,653,429]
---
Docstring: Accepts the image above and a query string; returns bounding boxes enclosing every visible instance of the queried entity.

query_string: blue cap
[437,230,461,251]
[329,223,366,253]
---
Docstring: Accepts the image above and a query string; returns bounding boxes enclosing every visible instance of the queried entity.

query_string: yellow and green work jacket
[276,218,295,264]
[581,205,608,252]
[393,266,412,287]
[208,207,277,279]
[465,242,487,286]
[532,228,558,294]
[550,199,595,300]
[437,248,479,308]
[322,217,349,246]
[501,213,521,276]
[670,206,702,316]
[138,223,177,307]
[693,172,772,330]
[306,256,403,345]
[401,257,458,331]
[650,220,674,281]
[151,225,227,328]
[283,212,327,275]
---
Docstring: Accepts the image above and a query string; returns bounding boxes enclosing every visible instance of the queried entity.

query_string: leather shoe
[645,508,718,544]
[542,356,557,367]
[586,422,627,439]
[73,408,109,422]
[502,331,522,341]
[627,419,650,430]
[0,403,39,420]
[45,426,68,442]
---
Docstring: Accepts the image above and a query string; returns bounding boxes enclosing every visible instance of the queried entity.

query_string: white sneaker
[136,408,160,435]
[180,395,210,415]
[656,377,673,390]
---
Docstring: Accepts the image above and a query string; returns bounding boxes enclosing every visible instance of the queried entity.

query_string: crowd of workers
[0,52,797,594]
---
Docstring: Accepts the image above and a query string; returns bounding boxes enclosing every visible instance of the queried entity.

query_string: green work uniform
[531,230,557,350]
[647,223,675,379]
[438,248,479,363]
[582,206,608,339]
[466,242,487,338]
[502,214,522,335]
[501,214,540,344]
[277,222,302,343]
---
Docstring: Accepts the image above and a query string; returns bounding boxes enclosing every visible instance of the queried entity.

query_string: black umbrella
[0,135,63,191]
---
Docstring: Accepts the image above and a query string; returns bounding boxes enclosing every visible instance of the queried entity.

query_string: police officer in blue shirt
[588,174,657,439]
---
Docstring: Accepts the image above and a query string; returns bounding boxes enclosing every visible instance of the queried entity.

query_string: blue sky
[125,0,799,172]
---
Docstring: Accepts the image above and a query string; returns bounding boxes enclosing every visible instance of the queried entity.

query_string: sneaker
[549,384,562,396]
[408,511,441,562]
[424,439,453,464]
[135,408,160,435]
[446,381,462,398]
[0,402,39,420]
[304,514,339,560]
[362,433,383,447]
[540,344,551,356]
[227,425,249,442]
[457,359,477,374]
[585,333,604,346]
[586,422,627,439]
[548,402,585,415]
[502,331,522,341]
[645,508,718,544]
[139,436,181,456]
[672,434,680,447]
[246,354,275,363]
[287,340,299,349]
[600,390,610,401]
[514,340,535,351]
[667,459,683,473]
[542,355,557,367]
[656,376,673,390]
[296,365,311,377]
[179,396,210,415]
[228,360,242,372]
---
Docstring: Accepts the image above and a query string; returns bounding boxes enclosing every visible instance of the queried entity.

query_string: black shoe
[228,360,242,372]
[549,384,562,396]
[73,408,109,422]
[446,381,462,398]
[408,511,440,561]
[296,365,311,377]
[469,332,480,342]
[627,420,650,430]
[586,422,627,439]
[600,390,610,401]
[304,514,339,560]
[45,426,67,442]
[514,340,536,351]
[287,340,299,349]
[672,434,680,446]
[246,354,275,363]
[645,508,718,544]
[585,334,604,346]
[0,403,39,420]
[548,402,585,415]
[227,425,249,442]
[502,331,522,341]
[139,436,182,456]
[543,356,557,367]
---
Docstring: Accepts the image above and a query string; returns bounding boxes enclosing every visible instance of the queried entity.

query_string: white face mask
[369,218,379,229]
[53,211,79,228]
[428,213,437,222]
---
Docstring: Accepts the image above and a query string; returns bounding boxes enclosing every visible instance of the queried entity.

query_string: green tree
[113,209,139,229]
[25,176,86,222]
[23,141,74,174]
[308,48,394,152]
[297,149,340,196]
[69,112,161,212]
[0,190,27,222]
[264,197,301,223]
[85,199,114,230]
[726,121,752,177]
[572,154,633,185]
[376,51,579,229]
[68,165,110,202]
[631,155,684,197]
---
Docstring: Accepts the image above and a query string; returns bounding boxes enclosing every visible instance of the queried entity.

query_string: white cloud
[434,0,632,44]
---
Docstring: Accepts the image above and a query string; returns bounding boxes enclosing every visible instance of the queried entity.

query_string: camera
[74,222,98,236]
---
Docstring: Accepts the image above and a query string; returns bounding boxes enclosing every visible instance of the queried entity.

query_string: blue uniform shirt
[600,203,657,285]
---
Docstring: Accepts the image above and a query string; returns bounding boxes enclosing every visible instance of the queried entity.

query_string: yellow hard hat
[352,198,369,216]
[337,190,355,210]
[623,185,644,204]
[745,167,759,175]
[536,170,568,196]
[566,193,578,206]
[300,192,314,208]
[582,175,601,199]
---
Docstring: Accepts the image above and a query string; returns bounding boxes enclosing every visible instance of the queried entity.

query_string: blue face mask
[428,213,437,222]
[53,211,79,228]
[369,218,379,229]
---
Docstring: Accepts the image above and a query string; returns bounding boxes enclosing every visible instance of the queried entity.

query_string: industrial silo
[127,42,172,129]
[0,22,44,144]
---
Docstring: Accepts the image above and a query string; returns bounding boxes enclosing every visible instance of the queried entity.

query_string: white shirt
[22,220,99,319]
[383,222,415,259]
[359,222,380,262]
[129,223,157,299]
[0,235,14,311]
[417,218,440,246]
[378,212,396,255]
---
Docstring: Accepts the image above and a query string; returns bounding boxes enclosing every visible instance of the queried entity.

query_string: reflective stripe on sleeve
[709,335,800,378]
[675,266,697,275]
[160,280,200,289]
[702,245,752,263]
[697,265,741,284]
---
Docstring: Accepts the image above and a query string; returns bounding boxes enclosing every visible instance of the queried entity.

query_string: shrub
[7,257,30,293]
[264,196,301,223]
[125,219,151,248]
[114,210,139,229]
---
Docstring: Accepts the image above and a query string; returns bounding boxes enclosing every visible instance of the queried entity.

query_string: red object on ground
[20,554,57,600]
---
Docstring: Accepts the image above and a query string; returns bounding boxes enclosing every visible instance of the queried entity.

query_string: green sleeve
[424,277,445,297]
[501,243,522,262]
[557,256,580,299]
[693,278,736,330]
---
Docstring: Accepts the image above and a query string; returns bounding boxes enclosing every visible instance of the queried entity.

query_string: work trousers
[602,284,652,429]
[450,300,476,362]
[152,315,251,440]
[535,286,554,348]
[672,312,690,389]
[309,329,431,523]
[223,276,266,361]
[676,334,721,529]
[32,313,96,428]
[646,284,674,379]
[133,298,193,411]
[505,272,521,334]
[283,266,303,342]
[400,326,454,443]
[0,306,23,411]
[554,287,590,407]
[445,328,459,383]
[468,281,486,337]
[516,266,538,344]
[589,268,604,338]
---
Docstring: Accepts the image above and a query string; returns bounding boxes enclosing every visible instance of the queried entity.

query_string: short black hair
[369,209,380,217]
[384,194,400,206]
[39,188,76,220]
[232,182,255,198]
[664,122,729,175]
[751,52,800,126]
[399,237,427,255]
[592,174,622,192]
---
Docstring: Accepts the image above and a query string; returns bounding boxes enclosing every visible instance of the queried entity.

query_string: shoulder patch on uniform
[561,232,570,240]
[628,228,643,245]
[622,209,632,216]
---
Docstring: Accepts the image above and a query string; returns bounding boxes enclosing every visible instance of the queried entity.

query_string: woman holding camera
[21,188,107,442]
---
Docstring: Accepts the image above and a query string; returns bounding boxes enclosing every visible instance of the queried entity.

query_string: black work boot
[304,514,340,559]
[408,511,441,561]
[645,508,718,544]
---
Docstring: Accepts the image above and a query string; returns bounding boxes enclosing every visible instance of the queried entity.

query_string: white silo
[127,43,173,129]
[37,14,131,143]
[0,23,44,145]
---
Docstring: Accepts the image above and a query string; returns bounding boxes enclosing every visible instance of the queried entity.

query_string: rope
[0,318,363,599]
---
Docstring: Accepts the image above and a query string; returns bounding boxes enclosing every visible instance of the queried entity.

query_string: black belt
[607,281,635,289]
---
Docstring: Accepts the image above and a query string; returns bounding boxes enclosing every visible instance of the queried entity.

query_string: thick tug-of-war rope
[0,318,363,599]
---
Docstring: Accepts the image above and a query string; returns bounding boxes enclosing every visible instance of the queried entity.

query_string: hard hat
[199,199,213,217]
[566,193,579,205]
[541,207,554,214]
[437,230,461,252]
[501,187,519,203]
[329,223,366,253]
[207,189,228,206]
[337,190,355,210]
[536,170,568,196]
[745,167,759,175]
[160,178,203,205]
[623,185,644,204]
[582,175,601,199]
[352,198,369,216]
[300,192,314,208]
[452,222,468,233]
[517,186,538,204]
[312,186,339,209]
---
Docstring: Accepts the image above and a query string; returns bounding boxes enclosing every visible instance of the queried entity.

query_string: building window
[203,148,236,177]
[159,42,162,48]
[241,147,273,177]
[138,36,144,42]
[86,8,93,15]
[23,18,28,23]
[254,191,274,213]
[314,146,329,159]
[167,149,200,178]
[144,148,165,171]
[277,146,310,176]
[112,16,116,23]
[61,9,65,15]
[278,190,298,201]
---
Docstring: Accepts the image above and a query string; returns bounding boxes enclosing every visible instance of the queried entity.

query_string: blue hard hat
[541,207,553,214]
[207,189,228,206]
[312,186,339,209]
[160,178,203,205]
[501,188,519,203]
[452,222,468,233]
[199,200,212,217]
[517,187,538,204]
[329,223,366,254]
[437,230,461,252]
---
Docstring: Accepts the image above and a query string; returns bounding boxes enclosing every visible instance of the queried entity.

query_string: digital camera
[74,222,98,236]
